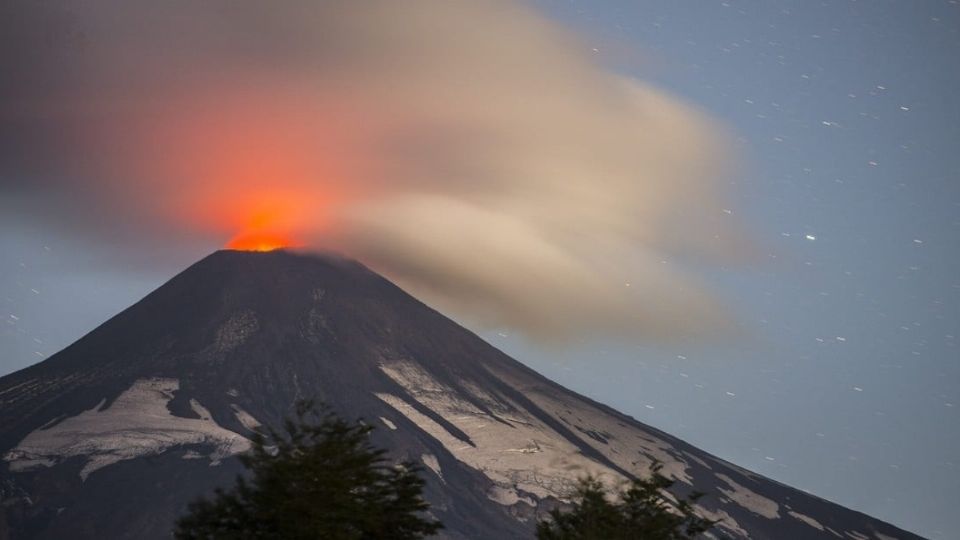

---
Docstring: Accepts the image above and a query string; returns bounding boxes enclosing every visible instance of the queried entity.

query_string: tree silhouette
[175,401,442,540]
[537,462,717,540]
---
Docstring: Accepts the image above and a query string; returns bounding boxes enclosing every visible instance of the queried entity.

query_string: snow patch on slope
[421,453,443,480]
[376,360,622,502]
[683,451,713,470]
[694,505,750,538]
[488,485,535,507]
[4,378,249,479]
[190,399,214,420]
[489,364,693,484]
[787,510,825,531]
[716,474,780,519]
[231,405,262,432]
[484,364,752,537]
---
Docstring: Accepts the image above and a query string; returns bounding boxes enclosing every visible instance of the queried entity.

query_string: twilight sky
[1,1,958,538]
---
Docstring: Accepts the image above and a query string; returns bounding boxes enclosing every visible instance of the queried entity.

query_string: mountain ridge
[0,250,924,539]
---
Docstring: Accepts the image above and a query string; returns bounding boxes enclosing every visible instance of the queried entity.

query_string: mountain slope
[0,250,923,539]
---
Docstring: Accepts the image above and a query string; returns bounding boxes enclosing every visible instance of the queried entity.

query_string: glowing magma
[104,85,352,253]
[216,191,310,252]
[224,231,296,252]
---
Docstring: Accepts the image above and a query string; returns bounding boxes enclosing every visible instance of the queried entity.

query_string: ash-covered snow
[4,378,249,479]
[376,360,622,501]
[486,363,693,484]
[715,474,780,519]
[487,485,535,507]
[788,510,825,531]
[421,453,443,480]
[231,405,262,432]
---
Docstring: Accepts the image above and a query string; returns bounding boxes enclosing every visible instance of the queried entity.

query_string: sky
[1,1,958,538]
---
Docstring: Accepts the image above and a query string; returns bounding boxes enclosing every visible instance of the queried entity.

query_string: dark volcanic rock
[0,250,924,539]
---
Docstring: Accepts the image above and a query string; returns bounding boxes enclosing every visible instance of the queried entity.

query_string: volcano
[0,250,922,539]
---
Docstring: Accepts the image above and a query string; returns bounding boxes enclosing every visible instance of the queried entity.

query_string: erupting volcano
[207,190,314,252]
[224,231,297,252]
[0,250,923,540]
[222,206,302,252]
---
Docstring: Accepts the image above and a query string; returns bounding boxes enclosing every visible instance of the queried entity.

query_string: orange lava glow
[92,83,367,251]
[213,190,314,252]
[225,231,297,252]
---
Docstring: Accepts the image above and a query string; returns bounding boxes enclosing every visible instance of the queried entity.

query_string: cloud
[0,0,749,342]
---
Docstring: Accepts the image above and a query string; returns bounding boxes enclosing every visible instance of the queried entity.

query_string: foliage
[536,462,717,540]
[175,401,442,540]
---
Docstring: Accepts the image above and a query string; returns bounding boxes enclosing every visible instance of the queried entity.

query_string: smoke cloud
[0,0,749,342]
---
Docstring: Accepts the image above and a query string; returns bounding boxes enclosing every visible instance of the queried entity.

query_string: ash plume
[0,0,749,342]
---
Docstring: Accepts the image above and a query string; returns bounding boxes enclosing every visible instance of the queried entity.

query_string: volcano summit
[0,250,922,539]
